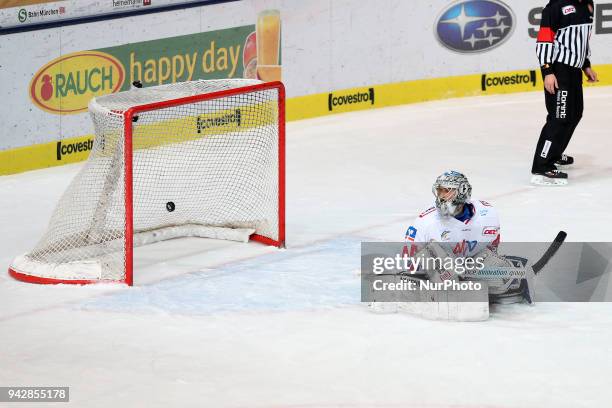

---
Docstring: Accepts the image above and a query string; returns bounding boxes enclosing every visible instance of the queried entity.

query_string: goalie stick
[532,230,567,274]
[460,230,567,279]
[465,230,567,280]
[456,230,567,279]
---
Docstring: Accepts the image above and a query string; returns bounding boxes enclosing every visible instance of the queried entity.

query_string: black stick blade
[533,231,567,274]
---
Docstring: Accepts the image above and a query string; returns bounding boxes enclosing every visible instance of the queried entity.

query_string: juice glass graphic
[256,10,281,82]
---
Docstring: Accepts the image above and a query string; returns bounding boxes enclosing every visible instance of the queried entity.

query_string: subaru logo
[435,0,515,53]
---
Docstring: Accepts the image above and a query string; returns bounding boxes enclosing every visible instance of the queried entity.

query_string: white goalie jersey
[404,200,501,258]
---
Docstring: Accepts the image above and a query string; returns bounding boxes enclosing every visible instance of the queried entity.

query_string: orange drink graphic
[256,10,281,81]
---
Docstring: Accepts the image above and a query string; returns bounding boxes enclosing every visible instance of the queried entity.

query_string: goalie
[404,171,532,304]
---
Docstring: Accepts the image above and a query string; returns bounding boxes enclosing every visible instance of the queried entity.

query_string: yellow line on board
[3,64,611,176]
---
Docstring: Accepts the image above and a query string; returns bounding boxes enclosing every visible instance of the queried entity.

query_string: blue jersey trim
[454,204,474,223]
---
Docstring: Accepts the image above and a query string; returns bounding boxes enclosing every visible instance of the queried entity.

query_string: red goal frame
[9,81,286,286]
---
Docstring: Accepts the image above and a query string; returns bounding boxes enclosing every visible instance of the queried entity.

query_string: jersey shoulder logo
[562,5,576,15]
[482,226,499,236]
[419,207,436,218]
[405,226,417,241]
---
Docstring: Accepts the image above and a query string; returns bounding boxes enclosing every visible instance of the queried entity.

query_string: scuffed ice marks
[77,238,362,314]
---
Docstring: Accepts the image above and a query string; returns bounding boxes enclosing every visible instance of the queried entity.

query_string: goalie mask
[432,171,472,217]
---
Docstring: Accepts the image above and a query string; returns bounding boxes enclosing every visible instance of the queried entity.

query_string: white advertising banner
[0,0,221,30]
[0,0,611,163]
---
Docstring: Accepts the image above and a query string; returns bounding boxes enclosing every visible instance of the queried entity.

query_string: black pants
[532,63,583,173]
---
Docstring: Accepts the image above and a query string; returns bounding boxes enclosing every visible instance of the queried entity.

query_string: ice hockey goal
[9,79,285,286]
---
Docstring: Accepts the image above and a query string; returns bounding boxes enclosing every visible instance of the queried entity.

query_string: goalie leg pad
[398,283,490,321]
[367,274,490,321]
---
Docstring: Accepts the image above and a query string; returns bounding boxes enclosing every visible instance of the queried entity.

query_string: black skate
[530,170,568,186]
[555,154,574,168]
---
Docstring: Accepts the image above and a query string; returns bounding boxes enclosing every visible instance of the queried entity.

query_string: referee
[531,0,598,186]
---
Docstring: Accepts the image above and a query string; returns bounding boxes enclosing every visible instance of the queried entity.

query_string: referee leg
[531,64,580,173]
[558,70,584,157]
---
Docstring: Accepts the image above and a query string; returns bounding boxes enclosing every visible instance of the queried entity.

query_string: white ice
[1,87,612,408]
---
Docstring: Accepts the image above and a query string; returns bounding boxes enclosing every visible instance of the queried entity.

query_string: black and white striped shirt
[535,0,593,76]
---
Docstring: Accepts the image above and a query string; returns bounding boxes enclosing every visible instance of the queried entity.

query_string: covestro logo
[196,109,242,133]
[30,51,125,115]
[481,71,537,91]
[328,88,375,111]
[56,139,94,161]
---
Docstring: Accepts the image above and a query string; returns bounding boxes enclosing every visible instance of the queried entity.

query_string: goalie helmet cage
[9,79,285,286]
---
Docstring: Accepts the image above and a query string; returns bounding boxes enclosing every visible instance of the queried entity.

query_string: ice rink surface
[1,87,612,408]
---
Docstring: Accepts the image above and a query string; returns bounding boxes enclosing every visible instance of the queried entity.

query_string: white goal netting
[10,79,284,284]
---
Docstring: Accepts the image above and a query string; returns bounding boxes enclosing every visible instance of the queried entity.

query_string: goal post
[9,79,285,286]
